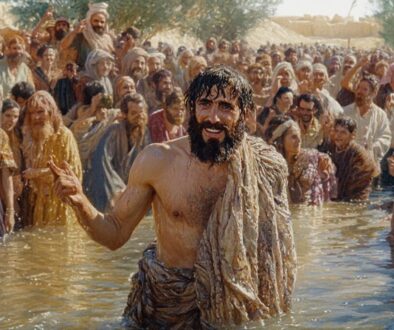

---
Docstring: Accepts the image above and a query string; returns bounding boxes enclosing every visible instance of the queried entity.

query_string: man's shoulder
[142,136,188,159]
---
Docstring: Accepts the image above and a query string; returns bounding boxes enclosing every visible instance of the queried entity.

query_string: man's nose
[207,106,220,123]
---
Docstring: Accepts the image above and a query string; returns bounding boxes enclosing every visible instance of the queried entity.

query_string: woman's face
[283,126,301,157]
[1,107,20,132]
[96,58,112,77]
[278,68,291,87]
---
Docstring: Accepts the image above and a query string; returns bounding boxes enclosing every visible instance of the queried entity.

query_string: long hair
[24,91,63,133]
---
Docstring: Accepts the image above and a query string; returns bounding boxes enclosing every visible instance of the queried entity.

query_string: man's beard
[165,110,184,126]
[188,114,245,164]
[7,53,23,65]
[156,90,170,103]
[31,122,54,142]
[93,26,105,36]
[126,118,146,146]
[130,69,144,81]
[55,29,67,41]
[355,95,370,107]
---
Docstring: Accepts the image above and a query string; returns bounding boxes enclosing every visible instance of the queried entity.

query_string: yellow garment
[298,116,323,149]
[0,129,17,204]
[27,126,82,226]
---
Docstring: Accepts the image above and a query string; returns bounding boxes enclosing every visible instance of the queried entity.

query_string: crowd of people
[0,2,393,236]
[0,1,394,326]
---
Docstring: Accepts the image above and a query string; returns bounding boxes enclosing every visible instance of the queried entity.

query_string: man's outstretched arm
[49,149,155,250]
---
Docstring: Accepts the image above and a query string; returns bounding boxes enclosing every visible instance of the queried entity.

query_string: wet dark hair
[83,81,105,105]
[37,44,54,58]
[273,87,294,105]
[186,66,253,164]
[185,65,255,118]
[165,87,183,108]
[2,98,20,113]
[296,93,323,118]
[11,81,35,100]
[152,69,172,86]
[334,117,357,133]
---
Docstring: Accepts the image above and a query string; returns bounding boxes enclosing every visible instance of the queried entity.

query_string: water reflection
[1,195,393,329]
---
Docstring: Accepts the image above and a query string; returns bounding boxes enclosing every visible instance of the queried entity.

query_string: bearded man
[145,69,174,114]
[121,47,149,87]
[50,66,296,328]
[295,93,324,148]
[136,53,164,99]
[0,37,34,97]
[59,2,114,69]
[148,88,187,143]
[22,91,82,226]
[343,76,391,165]
[82,93,150,212]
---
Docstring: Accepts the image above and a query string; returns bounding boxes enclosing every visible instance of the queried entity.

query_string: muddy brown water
[1,191,393,329]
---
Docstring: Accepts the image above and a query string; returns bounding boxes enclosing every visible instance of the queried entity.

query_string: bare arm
[2,168,15,232]
[59,20,86,52]
[341,57,368,91]
[50,146,159,250]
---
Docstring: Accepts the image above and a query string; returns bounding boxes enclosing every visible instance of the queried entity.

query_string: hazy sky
[275,0,375,18]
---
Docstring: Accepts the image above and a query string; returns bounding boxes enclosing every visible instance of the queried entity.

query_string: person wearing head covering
[75,49,114,102]
[312,63,344,118]
[121,47,149,86]
[266,115,337,205]
[59,2,114,69]
[267,62,298,107]
[22,91,82,226]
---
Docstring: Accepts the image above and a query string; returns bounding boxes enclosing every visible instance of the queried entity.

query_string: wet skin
[50,88,241,269]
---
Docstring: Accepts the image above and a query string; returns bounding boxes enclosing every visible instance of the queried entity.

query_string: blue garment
[83,121,150,212]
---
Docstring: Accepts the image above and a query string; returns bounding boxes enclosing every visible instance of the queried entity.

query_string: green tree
[2,0,281,41]
[182,0,282,41]
[371,0,394,47]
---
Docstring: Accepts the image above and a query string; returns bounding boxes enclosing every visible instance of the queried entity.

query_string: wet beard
[188,114,245,165]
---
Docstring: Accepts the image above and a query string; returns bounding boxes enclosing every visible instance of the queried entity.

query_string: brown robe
[328,141,379,201]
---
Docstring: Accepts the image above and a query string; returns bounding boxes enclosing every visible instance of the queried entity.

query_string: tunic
[343,103,391,164]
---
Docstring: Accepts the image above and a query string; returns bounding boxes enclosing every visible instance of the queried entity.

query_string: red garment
[148,109,187,143]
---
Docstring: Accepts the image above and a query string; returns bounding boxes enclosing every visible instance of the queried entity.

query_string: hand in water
[48,159,83,205]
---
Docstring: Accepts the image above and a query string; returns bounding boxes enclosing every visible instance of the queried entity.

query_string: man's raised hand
[48,159,83,205]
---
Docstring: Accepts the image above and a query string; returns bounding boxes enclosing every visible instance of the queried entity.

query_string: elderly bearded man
[60,2,114,69]
[50,66,296,329]
[23,91,82,226]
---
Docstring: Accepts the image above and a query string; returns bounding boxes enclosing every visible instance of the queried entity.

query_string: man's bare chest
[152,166,227,227]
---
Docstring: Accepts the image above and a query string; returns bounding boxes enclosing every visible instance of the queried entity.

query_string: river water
[1,191,393,329]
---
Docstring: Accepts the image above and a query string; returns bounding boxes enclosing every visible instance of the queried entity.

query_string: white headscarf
[83,2,114,54]
[84,49,114,96]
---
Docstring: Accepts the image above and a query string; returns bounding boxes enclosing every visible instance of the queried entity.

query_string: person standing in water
[49,66,296,329]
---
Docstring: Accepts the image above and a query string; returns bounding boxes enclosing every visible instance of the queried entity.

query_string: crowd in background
[0,2,393,237]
